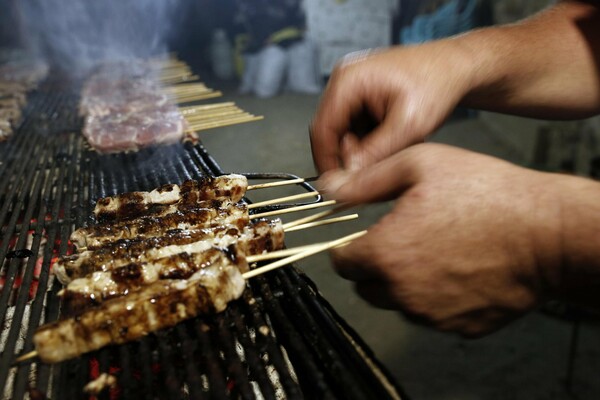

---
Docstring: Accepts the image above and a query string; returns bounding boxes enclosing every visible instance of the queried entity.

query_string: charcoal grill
[0,78,407,399]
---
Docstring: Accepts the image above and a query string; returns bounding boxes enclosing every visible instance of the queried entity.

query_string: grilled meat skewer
[35,248,247,363]
[95,198,230,224]
[61,246,250,316]
[56,219,283,284]
[59,222,284,314]
[93,174,248,223]
[71,203,249,249]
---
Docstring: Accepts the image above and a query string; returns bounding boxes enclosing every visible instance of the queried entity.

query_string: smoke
[17,0,180,74]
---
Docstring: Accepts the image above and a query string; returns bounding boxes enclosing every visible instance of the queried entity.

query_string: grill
[0,79,407,399]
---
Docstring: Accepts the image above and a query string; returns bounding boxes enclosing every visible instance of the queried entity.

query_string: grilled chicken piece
[93,174,248,223]
[34,249,247,363]
[70,203,249,249]
[56,221,283,316]
[56,219,283,284]
[61,247,246,316]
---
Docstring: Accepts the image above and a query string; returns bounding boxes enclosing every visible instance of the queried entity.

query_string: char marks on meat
[61,247,250,315]
[93,174,248,223]
[36,177,287,363]
[36,250,247,363]
[70,203,249,249]
[56,219,283,284]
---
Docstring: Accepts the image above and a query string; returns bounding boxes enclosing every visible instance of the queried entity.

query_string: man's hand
[310,41,474,174]
[308,1,600,335]
[330,144,569,336]
[311,1,600,183]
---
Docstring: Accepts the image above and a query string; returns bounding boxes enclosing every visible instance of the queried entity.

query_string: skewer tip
[13,350,38,365]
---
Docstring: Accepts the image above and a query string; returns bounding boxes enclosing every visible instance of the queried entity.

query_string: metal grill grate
[0,84,407,400]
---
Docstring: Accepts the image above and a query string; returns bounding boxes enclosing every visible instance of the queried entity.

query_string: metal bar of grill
[0,81,406,400]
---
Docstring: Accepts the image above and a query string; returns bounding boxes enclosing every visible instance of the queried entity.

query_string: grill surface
[0,81,406,399]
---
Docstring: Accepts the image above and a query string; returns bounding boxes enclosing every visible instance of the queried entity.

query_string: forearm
[456,1,600,119]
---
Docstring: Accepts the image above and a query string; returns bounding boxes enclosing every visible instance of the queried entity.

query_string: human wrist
[554,176,600,300]
[450,27,516,108]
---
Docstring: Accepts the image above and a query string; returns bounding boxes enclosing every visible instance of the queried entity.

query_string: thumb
[319,147,421,204]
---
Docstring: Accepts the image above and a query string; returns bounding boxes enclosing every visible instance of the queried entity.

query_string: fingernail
[318,171,352,199]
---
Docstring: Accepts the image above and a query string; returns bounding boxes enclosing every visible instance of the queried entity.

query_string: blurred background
[1,0,600,399]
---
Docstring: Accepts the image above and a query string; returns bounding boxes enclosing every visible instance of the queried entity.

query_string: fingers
[330,233,380,281]
[319,146,422,204]
[310,72,364,173]
[311,85,410,174]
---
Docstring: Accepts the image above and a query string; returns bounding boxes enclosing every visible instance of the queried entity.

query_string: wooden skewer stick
[242,231,367,279]
[163,78,198,84]
[248,219,360,262]
[168,87,212,95]
[160,73,194,81]
[183,107,241,116]
[151,58,185,66]
[162,75,195,79]
[167,83,209,90]
[74,210,352,254]
[282,205,351,230]
[168,85,210,92]
[179,102,236,113]
[172,90,216,98]
[247,176,319,191]
[250,200,336,219]
[160,71,195,77]
[14,230,366,365]
[164,82,209,93]
[170,89,213,96]
[185,113,245,123]
[247,243,326,263]
[14,350,38,364]
[175,91,222,99]
[180,102,236,110]
[248,191,320,209]
[72,212,356,254]
[184,110,245,122]
[176,92,223,104]
[181,105,239,112]
[186,115,263,132]
[284,214,359,232]
[183,110,240,118]
[246,214,358,263]
[161,78,198,86]
[173,91,218,99]
[199,114,262,125]
[187,112,253,125]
